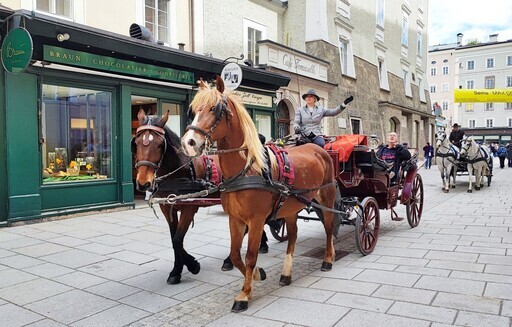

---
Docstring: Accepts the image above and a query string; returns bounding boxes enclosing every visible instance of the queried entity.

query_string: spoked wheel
[355,197,380,256]
[406,174,424,228]
[269,218,288,242]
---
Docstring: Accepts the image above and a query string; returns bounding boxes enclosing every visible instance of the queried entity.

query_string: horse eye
[186,107,195,122]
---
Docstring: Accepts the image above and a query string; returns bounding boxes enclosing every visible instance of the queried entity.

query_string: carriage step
[391,217,404,221]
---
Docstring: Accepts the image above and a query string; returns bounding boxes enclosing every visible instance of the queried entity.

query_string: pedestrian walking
[423,142,434,169]
[507,143,512,168]
[497,144,507,169]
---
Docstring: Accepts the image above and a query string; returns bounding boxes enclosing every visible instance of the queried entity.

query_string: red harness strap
[201,155,221,185]
[268,143,295,185]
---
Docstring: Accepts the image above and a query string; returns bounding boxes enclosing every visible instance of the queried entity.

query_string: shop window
[145,0,170,43]
[350,118,362,134]
[36,0,72,18]
[41,84,112,183]
[254,112,272,141]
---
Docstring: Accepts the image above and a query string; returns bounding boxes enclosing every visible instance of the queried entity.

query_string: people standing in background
[507,143,512,168]
[497,144,507,169]
[422,142,434,169]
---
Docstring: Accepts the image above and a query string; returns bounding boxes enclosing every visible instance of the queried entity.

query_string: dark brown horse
[132,109,223,284]
[181,77,337,312]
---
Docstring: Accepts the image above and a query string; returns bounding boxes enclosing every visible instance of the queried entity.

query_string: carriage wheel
[406,174,424,228]
[355,197,380,256]
[487,174,492,187]
[269,218,288,242]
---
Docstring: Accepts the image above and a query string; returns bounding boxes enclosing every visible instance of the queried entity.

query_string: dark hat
[453,123,460,127]
[302,89,320,101]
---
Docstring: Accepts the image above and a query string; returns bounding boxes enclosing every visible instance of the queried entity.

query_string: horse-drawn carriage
[270,134,423,255]
[435,130,492,193]
[133,76,423,312]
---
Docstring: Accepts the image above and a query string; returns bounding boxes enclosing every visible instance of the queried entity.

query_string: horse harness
[461,142,490,165]
[132,124,167,171]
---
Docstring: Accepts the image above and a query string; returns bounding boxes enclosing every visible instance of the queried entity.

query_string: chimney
[489,34,498,42]
[456,33,463,46]
[178,43,185,50]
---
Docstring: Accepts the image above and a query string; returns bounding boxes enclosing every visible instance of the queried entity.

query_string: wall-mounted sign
[232,90,272,108]
[221,62,242,90]
[454,89,512,103]
[43,45,195,84]
[1,28,33,74]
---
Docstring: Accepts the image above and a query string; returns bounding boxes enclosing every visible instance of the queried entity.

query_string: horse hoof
[321,262,332,271]
[443,189,449,193]
[167,274,181,285]
[451,185,456,188]
[187,260,201,275]
[279,275,292,286]
[258,245,269,254]
[221,260,233,271]
[475,187,480,191]
[467,189,472,193]
[231,300,248,313]
[259,267,267,281]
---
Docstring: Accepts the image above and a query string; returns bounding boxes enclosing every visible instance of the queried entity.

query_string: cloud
[428,0,512,45]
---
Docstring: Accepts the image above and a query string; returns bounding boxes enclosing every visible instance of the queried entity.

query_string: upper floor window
[485,103,494,111]
[430,67,437,76]
[507,56,512,66]
[442,66,449,75]
[467,60,475,70]
[485,76,495,89]
[144,0,170,43]
[36,0,72,18]
[442,101,448,110]
[340,38,349,75]
[486,118,494,128]
[469,119,476,128]
[401,15,409,46]
[486,58,495,68]
[467,80,474,89]
[376,0,385,27]
[507,76,512,87]
[417,30,423,57]
[244,19,266,66]
[430,85,436,93]
[442,83,449,92]
[509,118,512,128]
[507,103,512,110]
[466,103,474,112]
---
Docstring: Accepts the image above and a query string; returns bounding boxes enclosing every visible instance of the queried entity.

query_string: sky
[428,0,512,46]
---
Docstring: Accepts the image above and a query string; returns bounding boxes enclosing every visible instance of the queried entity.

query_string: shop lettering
[5,42,25,58]
[491,90,512,96]
[474,91,489,95]
[282,54,316,74]
[48,50,82,62]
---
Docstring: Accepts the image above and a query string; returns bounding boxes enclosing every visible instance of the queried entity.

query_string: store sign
[454,89,512,103]
[232,90,272,107]
[43,45,194,84]
[221,62,243,90]
[1,28,33,74]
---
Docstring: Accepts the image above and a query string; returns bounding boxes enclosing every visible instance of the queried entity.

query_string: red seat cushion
[325,134,368,162]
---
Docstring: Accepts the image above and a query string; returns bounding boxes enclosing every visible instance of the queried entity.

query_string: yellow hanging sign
[454,89,512,103]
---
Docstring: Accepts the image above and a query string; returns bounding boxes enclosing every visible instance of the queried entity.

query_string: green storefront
[0,8,289,226]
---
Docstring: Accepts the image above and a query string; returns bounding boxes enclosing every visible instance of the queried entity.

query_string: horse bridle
[185,96,231,146]
[132,125,167,171]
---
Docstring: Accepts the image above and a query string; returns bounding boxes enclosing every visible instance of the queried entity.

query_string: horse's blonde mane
[190,81,269,173]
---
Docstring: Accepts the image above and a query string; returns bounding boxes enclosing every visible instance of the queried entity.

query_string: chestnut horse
[181,77,337,312]
[132,109,222,285]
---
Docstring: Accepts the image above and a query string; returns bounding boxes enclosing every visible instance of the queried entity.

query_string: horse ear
[215,75,225,93]
[199,78,207,90]
[159,110,169,126]
[137,109,146,124]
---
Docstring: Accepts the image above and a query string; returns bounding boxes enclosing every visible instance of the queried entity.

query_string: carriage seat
[354,149,390,172]
[325,134,368,162]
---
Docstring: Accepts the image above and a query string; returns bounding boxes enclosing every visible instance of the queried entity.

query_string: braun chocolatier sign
[1,27,33,74]
[43,45,194,84]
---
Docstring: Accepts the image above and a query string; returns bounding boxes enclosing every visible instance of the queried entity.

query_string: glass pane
[158,25,168,43]
[158,10,167,26]
[146,0,155,8]
[255,114,272,140]
[163,102,181,135]
[158,0,169,11]
[55,0,71,17]
[145,7,155,25]
[42,84,112,183]
[36,0,50,11]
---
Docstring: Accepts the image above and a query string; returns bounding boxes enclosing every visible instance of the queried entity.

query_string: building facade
[428,33,512,144]
[0,2,289,225]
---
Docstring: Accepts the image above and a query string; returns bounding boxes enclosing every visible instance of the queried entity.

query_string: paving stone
[25,318,67,327]
[310,278,380,296]
[270,285,334,303]
[394,265,451,277]
[426,259,485,272]
[0,303,44,327]
[25,290,117,325]
[414,275,485,296]
[79,258,152,281]
[70,304,150,327]
[327,292,393,313]
[0,253,45,269]
[0,268,38,288]
[455,310,510,327]
[85,280,141,300]
[40,249,106,269]
[353,269,420,287]
[0,278,71,305]
[433,292,501,315]
[372,285,436,305]
[502,300,512,317]
[335,309,430,327]
[12,242,70,258]
[206,314,285,327]
[387,301,457,324]
[54,271,108,289]
[424,250,479,263]
[119,290,181,313]
[484,282,512,300]
[254,297,349,327]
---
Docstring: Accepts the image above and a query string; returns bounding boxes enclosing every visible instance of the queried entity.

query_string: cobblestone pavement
[1,158,512,327]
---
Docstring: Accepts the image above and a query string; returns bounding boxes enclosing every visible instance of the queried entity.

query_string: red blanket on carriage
[324,134,368,162]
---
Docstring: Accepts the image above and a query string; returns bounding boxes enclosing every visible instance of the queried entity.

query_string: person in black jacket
[449,123,465,149]
[377,132,411,183]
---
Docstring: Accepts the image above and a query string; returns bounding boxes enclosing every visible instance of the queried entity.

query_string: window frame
[467,60,475,70]
[468,119,476,128]
[486,57,495,69]
[243,18,267,66]
[35,0,73,19]
[144,0,170,44]
[485,118,494,128]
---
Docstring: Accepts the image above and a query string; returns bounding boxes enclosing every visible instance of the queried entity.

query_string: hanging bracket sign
[221,62,243,90]
[1,27,33,74]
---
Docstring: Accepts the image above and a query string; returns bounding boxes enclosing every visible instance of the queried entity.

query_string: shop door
[276,100,290,138]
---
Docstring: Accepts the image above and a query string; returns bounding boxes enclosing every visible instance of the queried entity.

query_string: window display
[41,84,112,183]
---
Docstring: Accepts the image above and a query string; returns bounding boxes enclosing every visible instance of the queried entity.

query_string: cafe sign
[1,28,33,74]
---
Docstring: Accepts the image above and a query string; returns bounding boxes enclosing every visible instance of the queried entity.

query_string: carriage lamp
[57,33,70,42]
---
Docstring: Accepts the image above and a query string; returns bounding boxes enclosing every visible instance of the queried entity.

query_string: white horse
[435,130,460,193]
[459,136,492,193]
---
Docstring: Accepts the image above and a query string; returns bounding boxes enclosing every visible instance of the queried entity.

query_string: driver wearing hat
[449,123,465,149]
[293,89,353,147]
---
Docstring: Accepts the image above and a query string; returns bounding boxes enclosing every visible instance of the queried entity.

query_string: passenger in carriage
[293,89,353,147]
[449,123,465,149]
[377,132,411,183]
